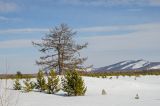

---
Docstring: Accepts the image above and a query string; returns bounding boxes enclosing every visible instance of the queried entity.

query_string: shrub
[102,74,107,78]
[13,77,22,90]
[62,70,87,96]
[46,70,60,94]
[35,70,46,92]
[23,78,35,92]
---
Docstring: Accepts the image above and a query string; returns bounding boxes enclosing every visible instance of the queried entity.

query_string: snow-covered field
[0,76,160,106]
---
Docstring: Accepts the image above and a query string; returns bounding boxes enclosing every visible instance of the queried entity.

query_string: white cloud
[59,0,160,7]
[86,30,160,51]
[77,23,160,33]
[77,26,121,32]
[80,23,160,67]
[0,22,160,68]
[0,22,159,35]
[149,0,160,6]
[0,28,49,34]
[0,39,40,49]
[0,23,160,51]
[0,1,18,12]
[127,8,142,12]
[0,16,21,22]
[83,23,160,50]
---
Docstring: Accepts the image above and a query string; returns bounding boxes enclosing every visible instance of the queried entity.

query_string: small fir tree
[62,70,87,96]
[35,70,46,92]
[23,78,35,92]
[13,78,22,90]
[46,70,60,94]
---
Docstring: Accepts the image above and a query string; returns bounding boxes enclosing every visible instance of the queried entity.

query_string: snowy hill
[93,59,160,72]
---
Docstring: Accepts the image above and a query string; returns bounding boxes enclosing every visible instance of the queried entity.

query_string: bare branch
[33,24,88,74]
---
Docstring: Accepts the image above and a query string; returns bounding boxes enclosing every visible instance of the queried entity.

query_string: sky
[0,0,160,74]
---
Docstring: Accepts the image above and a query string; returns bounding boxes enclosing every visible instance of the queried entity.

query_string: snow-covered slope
[93,59,160,72]
[0,76,160,106]
[151,65,160,69]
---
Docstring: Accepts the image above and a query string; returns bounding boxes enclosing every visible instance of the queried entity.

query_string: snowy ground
[0,76,160,106]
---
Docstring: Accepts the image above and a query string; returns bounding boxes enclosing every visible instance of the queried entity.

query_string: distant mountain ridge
[93,59,160,72]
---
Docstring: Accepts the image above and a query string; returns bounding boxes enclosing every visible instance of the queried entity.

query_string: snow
[1,76,160,106]
[120,60,132,65]
[150,65,160,69]
[107,66,113,70]
[132,60,149,69]
[121,64,133,69]
[121,60,150,69]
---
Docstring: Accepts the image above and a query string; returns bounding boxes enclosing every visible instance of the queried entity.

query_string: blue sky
[0,0,160,73]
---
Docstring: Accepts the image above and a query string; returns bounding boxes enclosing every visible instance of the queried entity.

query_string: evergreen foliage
[62,70,87,96]
[23,78,35,92]
[13,77,22,90]
[46,70,60,94]
[35,70,46,92]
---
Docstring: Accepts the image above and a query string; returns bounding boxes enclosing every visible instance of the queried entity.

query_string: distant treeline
[0,73,37,79]
[80,69,160,77]
[0,69,160,79]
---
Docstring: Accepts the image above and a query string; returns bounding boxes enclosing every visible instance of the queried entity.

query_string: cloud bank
[82,23,160,50]
[0,39,39,49]
[0,28,49,34]
[0,22,159,52]
[79,22,160,66]
[59,0,160,7]
[0,16,21,22]
[0,22,160,68]
[0,1,18,12]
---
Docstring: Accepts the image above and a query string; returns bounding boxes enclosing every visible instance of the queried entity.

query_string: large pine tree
[33,24,88,74]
